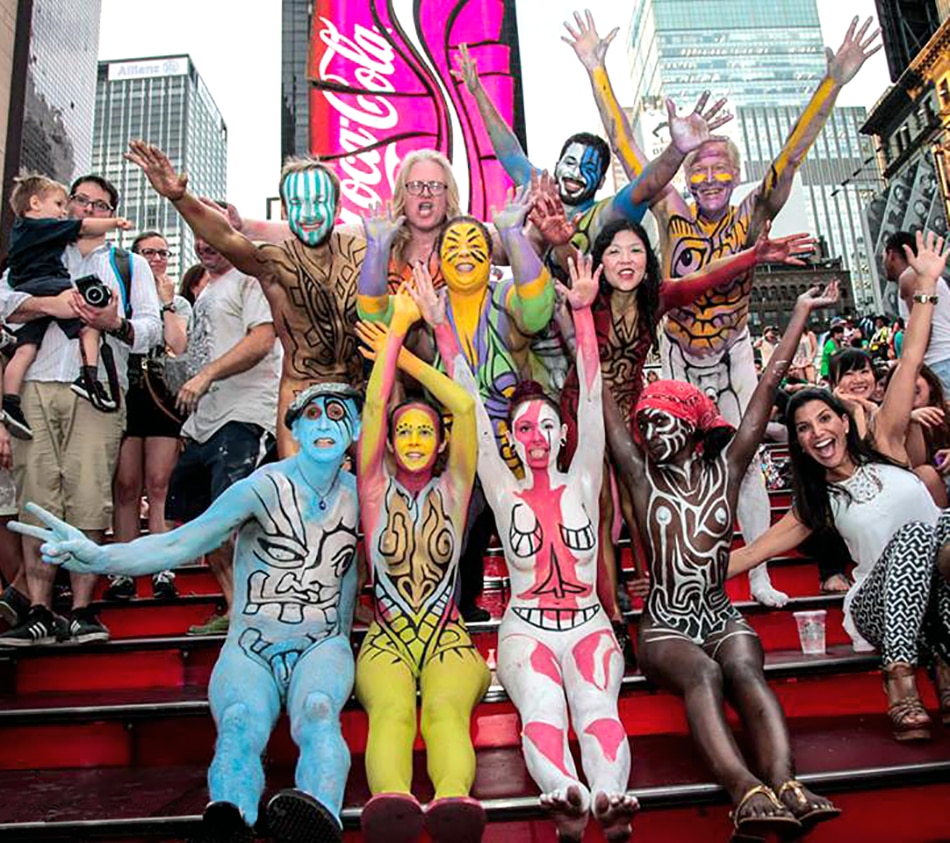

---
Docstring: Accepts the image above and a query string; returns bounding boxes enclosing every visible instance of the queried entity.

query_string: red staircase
[1,446,949,842]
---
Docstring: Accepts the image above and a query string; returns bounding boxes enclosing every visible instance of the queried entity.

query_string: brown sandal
[729,784,801,837]
[883,663,932,741]
[776,779,841,828]
[934,658,950,726]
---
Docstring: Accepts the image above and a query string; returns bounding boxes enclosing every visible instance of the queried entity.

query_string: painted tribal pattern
[361,478,478,675]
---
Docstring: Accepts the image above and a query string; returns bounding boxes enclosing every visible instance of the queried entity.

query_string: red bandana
[634,379,733,445]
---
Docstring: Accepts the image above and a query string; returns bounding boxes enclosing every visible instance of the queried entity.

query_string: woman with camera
[105,231,192,601]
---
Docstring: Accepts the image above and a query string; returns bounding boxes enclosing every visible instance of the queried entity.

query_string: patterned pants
[850,510,950,666]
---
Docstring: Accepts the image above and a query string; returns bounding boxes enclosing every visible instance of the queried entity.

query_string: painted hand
[753,222,817,266]
[492,184,532,232]
[8,503,104,572]
[408,261,446,326]
[667,92,733,155]
[528,171,576,246]
[563,250,602,309]
[175,369,213,416]
[125,140,188,200]
[826,16,882,86]
[561,9,618,71]
[936,448,950,476]
[905,230,949,288]
[356,319,389,362]
[391,280,422,328]
[796,279,839,311]
[451,42,482,93]
[361,201,405,249]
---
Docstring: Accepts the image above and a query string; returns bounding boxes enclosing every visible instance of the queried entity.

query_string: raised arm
[452,43,536,186]
[125,141,265,280]
[753,17,880,226]
[728,282,838,479]
[728,509,812,578]
[874,232,949,455]
[356,203,404,324]
[660,226,817,312]
[493,187,555,333]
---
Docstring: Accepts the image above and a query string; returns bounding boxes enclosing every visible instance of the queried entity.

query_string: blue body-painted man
[11,383,363,843]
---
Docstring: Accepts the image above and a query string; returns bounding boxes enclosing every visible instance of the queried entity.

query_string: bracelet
[913,293,938,305]
[108,317,134,345]
[161,302,177,314]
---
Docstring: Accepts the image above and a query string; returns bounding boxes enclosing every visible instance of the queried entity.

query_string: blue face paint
[292,395,360,468]
[283,168,336,246]
[554,141,605,208]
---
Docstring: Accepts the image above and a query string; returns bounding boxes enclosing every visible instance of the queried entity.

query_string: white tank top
[830,462,940,649]
[898,279,950,365]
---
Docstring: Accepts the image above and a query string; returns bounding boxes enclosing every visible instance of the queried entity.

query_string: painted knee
[292,689,341,741]
[421,693,466,740]
[374,693,417,736]
[722,657,766,689]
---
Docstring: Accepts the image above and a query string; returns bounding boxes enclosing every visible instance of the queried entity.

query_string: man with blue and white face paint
[127,141,367,458]
[11,381,363,843]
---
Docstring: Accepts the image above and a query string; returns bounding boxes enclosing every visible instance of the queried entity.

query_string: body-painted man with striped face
[568,12,881,608]
[433,254,636,843]
[125,141,367,458]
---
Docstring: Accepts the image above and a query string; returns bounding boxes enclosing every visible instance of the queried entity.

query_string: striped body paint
[283,168,336,247]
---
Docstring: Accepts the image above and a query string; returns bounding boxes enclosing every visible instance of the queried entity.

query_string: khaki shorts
[13,382,126,531]
[0,469,16,518]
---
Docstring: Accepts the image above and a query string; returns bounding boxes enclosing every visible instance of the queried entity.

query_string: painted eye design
[669,237,712,279]
[326,400,346,421]
[305,404,322,420]
[257,537,306,566]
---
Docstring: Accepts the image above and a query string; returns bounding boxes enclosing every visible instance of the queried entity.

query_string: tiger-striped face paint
[282,168,336,246]
[637,408,693,464]
[440,220,490,295]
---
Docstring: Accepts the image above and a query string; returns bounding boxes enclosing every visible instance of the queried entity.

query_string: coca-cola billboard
[308,0,525,225]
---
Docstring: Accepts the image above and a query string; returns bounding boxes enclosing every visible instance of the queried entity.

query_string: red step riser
[92,569,221,600]
[3,670,929,771]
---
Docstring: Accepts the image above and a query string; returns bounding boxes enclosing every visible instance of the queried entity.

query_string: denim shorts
[165,421,270,523]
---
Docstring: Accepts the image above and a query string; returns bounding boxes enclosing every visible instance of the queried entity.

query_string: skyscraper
[624,0,884,310]
[874,0,942,81]
[92,56,228,277]
[282,0,312,161]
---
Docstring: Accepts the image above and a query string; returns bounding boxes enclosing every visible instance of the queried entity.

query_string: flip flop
[361,792,424,843]
[729,784,801,838]
[776,780,842,829]
[426,796,486,843]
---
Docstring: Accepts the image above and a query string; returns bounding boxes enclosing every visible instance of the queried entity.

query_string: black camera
[75,274,113,308]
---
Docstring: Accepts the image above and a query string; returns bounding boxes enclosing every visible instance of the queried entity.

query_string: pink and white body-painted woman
[439,254,635,842]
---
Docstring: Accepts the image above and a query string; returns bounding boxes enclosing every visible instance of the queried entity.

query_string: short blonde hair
[9,173,67,216]
[278,156,342,214]
[391,150,460,266]
[683,138,742,173]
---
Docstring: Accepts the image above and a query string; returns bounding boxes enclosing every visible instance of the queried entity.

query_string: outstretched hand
[125,140,188,201]
[390,280,422,327]
[356,319,389,362]
[528,171,576,247]
[563,250,602,309]
[362,201,405,247]
[826,16,881,86]
[492,184,532,232]
[451,43,481,93]
[905,230,949,285]
[796,279,839,311]
[8,503,105,573]
[408,262,446,327]
[667,92,733,155]
[753,222,817,266]
[562,9,618,71]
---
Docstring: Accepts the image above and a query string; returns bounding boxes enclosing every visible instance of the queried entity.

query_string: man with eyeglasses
[0,174,162,647]
[126,140,365,460]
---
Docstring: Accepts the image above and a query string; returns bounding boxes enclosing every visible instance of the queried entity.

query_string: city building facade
[92,55,227,276]
[281,0,311,161]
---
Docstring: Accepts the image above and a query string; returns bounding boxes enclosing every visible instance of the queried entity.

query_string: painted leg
[739,463,788,607]
[497,628,589,842]
[207,645,281,829]
[564,624,635,842]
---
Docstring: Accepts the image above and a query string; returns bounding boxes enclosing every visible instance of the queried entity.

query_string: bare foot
[592,790,639,843]
[540,784,588,842]
[749,566,789,607]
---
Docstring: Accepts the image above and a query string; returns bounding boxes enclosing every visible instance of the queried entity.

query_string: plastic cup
[793,610,827,655]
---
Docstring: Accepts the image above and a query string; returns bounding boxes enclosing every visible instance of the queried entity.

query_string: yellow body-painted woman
[355,283,489,843]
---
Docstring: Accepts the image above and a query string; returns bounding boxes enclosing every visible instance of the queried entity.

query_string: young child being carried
[3,174,131,438]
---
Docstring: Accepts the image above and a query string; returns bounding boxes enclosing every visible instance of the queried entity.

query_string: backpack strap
[108,247,133,318]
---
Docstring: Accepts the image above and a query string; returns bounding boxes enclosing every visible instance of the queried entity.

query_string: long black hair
[785,388,906,530]
[590,219,662,351]
[828,347,873,387]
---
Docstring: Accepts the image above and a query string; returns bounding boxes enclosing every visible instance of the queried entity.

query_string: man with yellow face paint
[564,11,881,607]
[354,288,489,843]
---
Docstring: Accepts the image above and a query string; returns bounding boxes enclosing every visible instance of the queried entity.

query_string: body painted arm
[14,482,255,577]
[453,44,535,186]
[356,204,403,324]
[499,227,555,333]
[659,228,817,312]
[729,282,839,480]
[727,509,811,578]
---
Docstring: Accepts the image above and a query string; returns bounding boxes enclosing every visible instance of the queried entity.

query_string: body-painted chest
[662,203,755,355]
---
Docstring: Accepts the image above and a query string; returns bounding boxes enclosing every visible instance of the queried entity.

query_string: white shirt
[0,242,162,391]
[898,275,950,366]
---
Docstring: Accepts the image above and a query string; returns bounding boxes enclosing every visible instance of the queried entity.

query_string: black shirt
[8,217,83,287]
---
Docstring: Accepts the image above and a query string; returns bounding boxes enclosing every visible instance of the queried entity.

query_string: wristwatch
[161,301,177,314]
[913,293,939,304]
